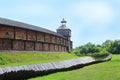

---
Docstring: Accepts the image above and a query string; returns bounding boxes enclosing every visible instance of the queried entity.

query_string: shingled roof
[0,18,64,38]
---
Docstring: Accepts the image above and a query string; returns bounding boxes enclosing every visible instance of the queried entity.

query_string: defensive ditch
[0,54,112,80]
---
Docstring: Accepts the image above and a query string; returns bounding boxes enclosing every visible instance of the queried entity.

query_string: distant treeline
[72,40,120,56]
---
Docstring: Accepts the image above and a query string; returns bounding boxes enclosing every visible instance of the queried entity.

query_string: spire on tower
[61,18,67,24]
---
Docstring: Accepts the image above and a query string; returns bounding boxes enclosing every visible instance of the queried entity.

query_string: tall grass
[0,52,78,67]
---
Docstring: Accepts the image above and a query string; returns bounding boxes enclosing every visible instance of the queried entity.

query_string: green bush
[88,52,110,58]
[72,46,110,59]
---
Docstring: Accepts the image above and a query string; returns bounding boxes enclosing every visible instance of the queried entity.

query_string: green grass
[0,52,78,67]
[30,55,120,80]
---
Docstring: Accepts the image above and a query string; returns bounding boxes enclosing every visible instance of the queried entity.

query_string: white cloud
[68,2,115,26]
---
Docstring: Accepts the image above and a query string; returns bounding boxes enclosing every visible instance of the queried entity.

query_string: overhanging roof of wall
[0,18,64,38]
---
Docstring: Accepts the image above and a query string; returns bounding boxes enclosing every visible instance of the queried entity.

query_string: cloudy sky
[0,0,120,48]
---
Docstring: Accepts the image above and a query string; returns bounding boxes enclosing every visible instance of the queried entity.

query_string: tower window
[5,32,9,35]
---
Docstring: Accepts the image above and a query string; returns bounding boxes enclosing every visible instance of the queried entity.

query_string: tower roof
[57,18,70,30]
[61,18,67,23]
[58,24,70,29]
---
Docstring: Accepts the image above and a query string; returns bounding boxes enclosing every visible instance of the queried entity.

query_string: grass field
[30,55,120,80]
[0,52,78,67]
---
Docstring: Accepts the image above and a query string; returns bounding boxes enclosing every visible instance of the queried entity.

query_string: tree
[102,40,120,54]
[72,42,101,55]
[112,40,120,54]
[72,39,120,56]
[102,40,114,53]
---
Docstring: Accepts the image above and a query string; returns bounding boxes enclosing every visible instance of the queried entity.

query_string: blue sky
[0,0,120,48]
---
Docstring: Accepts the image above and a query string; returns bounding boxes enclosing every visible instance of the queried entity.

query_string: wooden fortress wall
[0,25,69,52]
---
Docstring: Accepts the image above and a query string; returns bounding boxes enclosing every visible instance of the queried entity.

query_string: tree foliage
[72,40,120,56]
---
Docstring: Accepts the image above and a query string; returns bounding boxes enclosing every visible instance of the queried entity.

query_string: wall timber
[0,25,69,52]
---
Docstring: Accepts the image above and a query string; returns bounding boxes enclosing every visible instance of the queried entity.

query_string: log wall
[0,25,68,52]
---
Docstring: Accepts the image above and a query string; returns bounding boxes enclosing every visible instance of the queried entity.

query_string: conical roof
[57,18,70,30]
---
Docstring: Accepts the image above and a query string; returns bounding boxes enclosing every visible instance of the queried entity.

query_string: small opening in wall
[5,32,9,35]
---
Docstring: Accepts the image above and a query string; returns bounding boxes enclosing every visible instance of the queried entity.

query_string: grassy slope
[30,55,120,80]
[0,52,78,67]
